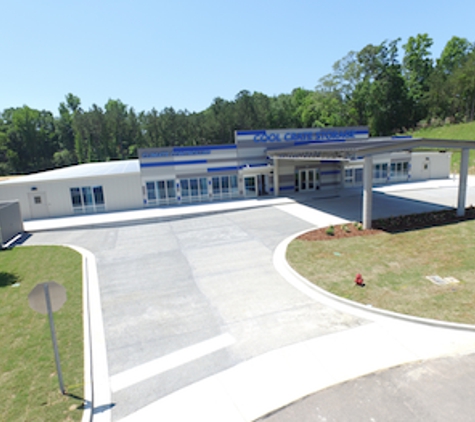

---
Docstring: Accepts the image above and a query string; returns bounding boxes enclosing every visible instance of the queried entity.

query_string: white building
[0,126,454,220]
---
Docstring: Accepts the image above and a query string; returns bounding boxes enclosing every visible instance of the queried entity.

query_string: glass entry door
[244,176,257,196]
[298,169,319,192]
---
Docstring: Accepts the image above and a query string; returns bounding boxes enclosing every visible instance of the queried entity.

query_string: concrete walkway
[22,178,475,422]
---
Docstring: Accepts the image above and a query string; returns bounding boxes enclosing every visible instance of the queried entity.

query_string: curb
[275,228,475,333]
[23,197,296,233]
[66,245,112,422]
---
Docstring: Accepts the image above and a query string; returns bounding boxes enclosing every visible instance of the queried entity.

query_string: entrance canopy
[268,137,475,228]
[267,137,475,161]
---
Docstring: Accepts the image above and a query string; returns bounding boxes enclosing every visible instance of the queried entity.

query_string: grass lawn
[287,220,475,325]
[0,245,84,422]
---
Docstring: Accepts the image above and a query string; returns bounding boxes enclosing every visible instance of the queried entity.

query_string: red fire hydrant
[355,273,365,287]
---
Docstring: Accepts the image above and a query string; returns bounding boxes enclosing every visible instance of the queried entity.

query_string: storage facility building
[0,126,453,220]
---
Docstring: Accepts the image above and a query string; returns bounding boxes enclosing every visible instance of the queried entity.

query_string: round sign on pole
[28,281,67,314]
[28,281,67,394]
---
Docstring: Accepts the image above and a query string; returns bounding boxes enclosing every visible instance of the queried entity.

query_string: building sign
[235,127,370,145]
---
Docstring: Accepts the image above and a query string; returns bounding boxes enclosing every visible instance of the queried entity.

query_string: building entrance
[244,174,268,197]
[244,176,257,196]
[296,169,319,192]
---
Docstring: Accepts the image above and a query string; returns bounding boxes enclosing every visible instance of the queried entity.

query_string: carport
[269,137,475,229]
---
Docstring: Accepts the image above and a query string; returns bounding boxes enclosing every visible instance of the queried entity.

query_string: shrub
[326,225,335,236]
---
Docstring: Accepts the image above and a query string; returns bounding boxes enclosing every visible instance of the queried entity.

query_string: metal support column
[273,158,280,197]
[362,156,373,229]
[457,148,469,217]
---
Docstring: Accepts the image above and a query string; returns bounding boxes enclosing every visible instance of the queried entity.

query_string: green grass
[287,220,475,324]
[408,121,475,173]
[0,246,84,422]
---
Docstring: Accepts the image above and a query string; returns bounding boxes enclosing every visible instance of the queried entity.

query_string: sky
[2,0,475,116]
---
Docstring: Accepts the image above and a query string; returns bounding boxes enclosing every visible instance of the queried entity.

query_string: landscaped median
[286,210,475,325]
[0,245,84,421]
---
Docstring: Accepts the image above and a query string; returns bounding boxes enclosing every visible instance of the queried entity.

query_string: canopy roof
[267,137,475,161]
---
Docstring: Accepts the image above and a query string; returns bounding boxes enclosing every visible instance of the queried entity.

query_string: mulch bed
[298,206,475,241]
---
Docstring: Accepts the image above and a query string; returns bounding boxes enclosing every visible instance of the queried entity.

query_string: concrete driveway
[23,179,475,421]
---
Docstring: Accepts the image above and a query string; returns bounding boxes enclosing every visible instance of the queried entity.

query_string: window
[157,181,166,200]
[93,186,105,211]
[181,179,190,199]
[382,163,388,179]
[221,176,230,194]
[390,161,409,180]
[244,177,256,195]
[167,180,176,199]
[230,175,238,195]
[355,168,363,184]
[200,178,208,196]
[146,182,156,201]
[212,177,220,196]
[71,188,82,208]
[373,163,388,181]
[345,169,353,184]
[34,196,42,204]
[70,185,105,214]
[190,179,199,197]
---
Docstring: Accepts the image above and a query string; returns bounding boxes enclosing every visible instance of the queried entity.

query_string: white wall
[0,173,142,220]
[411,151,451,181]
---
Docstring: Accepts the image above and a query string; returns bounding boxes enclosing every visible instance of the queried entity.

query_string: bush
[326,225,335,236]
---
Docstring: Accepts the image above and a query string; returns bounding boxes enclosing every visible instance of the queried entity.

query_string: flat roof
[0,160,140,184]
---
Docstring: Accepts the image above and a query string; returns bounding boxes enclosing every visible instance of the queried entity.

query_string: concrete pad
[275,203,349,227]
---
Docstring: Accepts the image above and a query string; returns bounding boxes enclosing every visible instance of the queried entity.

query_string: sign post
[28,281,67,395]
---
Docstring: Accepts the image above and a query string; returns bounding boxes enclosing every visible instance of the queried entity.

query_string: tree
[356,40,411,135]
[5,106,58,173]
[56,93,81,167]
[104,99,129,159]
[438,36,474,75]
[403,34,434,124]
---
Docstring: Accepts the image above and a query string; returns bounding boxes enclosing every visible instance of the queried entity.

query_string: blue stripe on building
[236,130,266,136]
[140,160,208,168]
[173,145,236,152]
[207,166,239,172]
[248,163,268,168]
[320,170,341,175]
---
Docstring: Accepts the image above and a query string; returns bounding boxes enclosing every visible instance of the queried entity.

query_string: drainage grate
[426,275,460,285]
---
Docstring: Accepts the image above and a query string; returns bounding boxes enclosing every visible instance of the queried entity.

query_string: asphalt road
[257,352,475,422]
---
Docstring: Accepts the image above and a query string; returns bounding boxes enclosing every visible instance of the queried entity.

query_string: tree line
[0,34,474,176]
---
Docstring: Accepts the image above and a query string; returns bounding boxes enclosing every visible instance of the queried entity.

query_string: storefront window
[212,177,220,196]
[221,176,229,194]
[200,178,208,196]
[70,185,105,214]
[230,175,238,195]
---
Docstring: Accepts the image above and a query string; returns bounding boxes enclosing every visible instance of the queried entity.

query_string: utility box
[0,200,24,247]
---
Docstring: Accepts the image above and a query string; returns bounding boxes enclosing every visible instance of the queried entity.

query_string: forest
[0,34,474,176]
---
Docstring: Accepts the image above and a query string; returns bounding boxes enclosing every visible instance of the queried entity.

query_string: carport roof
[0,159,140,184]
[267,137,475,160]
